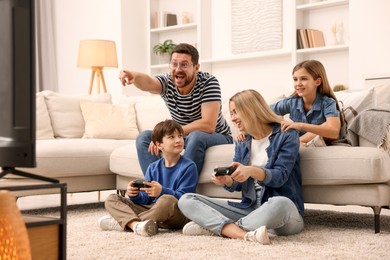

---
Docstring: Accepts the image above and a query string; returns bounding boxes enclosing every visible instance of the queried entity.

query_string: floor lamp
[77,40,118,94]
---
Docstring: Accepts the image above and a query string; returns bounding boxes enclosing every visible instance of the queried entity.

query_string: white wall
[53,0,123,101]
[349,0,390,89]
[53,0,390,101]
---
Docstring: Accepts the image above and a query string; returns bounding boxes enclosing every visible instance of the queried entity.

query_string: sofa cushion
[110,143,143,178]
[36,93,54,139]
[110,143,235,184]
[335,87,374,125]
[300,146,390,186]
[42,91,112,138]
[120,94,171,132]
[80,102,139,139]
[18,139,131,178]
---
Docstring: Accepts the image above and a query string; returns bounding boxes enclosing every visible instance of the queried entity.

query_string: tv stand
[0,167,67,259]
[0,166,59,183]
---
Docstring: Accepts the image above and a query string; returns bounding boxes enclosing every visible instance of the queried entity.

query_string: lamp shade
[0,190,31,259]
[77,40,118,68]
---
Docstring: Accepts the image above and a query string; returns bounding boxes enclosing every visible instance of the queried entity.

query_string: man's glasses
[169,62,194,70]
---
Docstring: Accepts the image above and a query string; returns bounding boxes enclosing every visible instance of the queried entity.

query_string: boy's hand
[127,181,140,197]
[141,181,162,198]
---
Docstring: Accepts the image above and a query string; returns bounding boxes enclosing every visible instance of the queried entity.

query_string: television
[0,0,36,172]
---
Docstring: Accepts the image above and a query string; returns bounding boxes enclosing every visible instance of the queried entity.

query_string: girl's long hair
[292,60,345,132]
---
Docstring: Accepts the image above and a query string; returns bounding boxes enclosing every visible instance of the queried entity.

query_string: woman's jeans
[136,130,233,174]
[178,192,304,236]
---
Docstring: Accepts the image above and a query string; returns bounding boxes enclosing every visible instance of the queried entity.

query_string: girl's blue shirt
[271,92,341,138]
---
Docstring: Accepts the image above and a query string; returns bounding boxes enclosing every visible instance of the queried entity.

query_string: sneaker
[98,215,122,231]
[182,221,214,236]
[133,220,158,237]
[244,226,270,245]
[305,135,327,147]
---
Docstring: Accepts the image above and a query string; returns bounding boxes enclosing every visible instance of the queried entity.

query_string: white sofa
[3,85,390,232]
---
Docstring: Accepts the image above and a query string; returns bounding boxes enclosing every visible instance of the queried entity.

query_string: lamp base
[88,66,107,94]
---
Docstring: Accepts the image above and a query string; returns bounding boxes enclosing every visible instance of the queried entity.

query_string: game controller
[132,179,151,188]
[214,166,237,176]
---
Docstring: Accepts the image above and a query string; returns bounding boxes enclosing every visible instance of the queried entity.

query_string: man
[119,43,232,174]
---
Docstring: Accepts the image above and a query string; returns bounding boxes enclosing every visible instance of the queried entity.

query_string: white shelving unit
[147,0,211,75]
[294,0,349,85]
[145,0,350,87]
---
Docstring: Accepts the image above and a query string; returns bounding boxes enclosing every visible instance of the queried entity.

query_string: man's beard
[172,73,195,89]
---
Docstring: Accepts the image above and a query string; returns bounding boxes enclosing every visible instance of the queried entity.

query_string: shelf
[202,49,291,64]
[297,44,348,54]
[150,22,197,33]
[296,0,349,11]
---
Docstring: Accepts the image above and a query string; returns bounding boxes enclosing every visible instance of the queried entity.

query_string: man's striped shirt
[155,71,231,136]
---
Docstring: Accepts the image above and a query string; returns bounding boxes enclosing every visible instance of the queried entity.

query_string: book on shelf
[297,29,325,49]
[152,12,178,28]
[309,29,325,48]
[166,13,177,27]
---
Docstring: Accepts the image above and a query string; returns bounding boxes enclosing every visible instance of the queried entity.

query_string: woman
[178,89,304,245]
[271,59,343,146]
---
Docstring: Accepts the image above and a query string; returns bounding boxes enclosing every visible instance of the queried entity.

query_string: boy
[98,119,198,236]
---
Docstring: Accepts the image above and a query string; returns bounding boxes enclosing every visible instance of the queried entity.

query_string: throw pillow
[36,93,54,139]
[335,87,374,126]
[43,91,112,138]
[80,102,139,139]
[120,94,171,132]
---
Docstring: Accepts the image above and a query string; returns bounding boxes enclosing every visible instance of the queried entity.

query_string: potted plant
[152,39,176,64]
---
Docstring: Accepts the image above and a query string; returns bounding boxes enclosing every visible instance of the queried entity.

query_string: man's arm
[119,70,162,94]
[182,101,220,135]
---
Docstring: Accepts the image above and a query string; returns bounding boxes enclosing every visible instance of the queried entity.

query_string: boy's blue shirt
[130,155,198,205]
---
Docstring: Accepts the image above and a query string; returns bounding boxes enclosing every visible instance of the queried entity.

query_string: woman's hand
[230,164,251,183]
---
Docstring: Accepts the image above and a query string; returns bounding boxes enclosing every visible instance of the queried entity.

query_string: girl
[271,60,343,146]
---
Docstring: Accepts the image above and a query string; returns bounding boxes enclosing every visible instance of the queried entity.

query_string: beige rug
[24,203,390,260]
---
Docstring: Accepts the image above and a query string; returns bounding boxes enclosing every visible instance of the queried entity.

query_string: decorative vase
[158,53,171,65]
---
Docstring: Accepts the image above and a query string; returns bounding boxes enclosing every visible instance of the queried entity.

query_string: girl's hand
[236,132,246,141]
[281,121,303,132]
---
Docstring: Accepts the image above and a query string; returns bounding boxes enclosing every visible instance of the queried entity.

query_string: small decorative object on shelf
[182,11,190,24]
[152,39,176,64]
[331,23,344,45]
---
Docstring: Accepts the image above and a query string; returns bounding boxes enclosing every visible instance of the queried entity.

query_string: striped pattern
[156,72,231,135]
[231,0,283,54]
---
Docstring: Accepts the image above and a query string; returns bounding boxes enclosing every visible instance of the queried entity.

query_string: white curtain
[35,0,57,92]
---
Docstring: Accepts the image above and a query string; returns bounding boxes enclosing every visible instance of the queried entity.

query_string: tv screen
[0,0,36,169]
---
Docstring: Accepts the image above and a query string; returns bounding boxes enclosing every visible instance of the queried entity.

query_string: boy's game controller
[132,179,151,188]
[214,166,237,176]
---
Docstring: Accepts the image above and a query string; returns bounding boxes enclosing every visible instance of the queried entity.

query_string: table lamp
[77,39,118,94]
